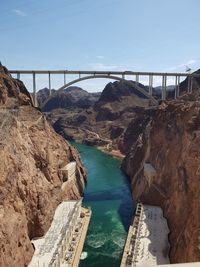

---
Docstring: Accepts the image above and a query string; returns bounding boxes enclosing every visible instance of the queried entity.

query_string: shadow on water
[84,186,134,232]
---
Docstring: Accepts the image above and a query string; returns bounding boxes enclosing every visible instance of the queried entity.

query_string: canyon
[0,64,200,266]
[41,73,200,263]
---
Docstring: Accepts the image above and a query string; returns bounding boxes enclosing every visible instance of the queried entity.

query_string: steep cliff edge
[0,66,86,267]
[122,94,200,263]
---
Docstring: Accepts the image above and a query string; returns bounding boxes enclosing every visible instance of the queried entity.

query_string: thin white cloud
[166,59,196,72]
[89,62,124,71]
[96,55,105,59]
[12,9,27,17]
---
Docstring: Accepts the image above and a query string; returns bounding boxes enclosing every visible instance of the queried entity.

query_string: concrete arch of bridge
[57,74,158,105]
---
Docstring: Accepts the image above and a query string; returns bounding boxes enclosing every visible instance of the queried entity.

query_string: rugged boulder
[0,66,86,267]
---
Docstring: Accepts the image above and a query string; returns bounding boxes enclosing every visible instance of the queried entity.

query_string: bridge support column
[175,75,181,99]
[190,77,193,92]
[64,73,66,85]
[33,72,37,107]
[136,74,139,83]
[177,76,180,97]
[17,72,20,80]
[162,75,167,100]
[48,72,51,96]
[122,73,125,79]
[149,75,153,97]
[187,76,193,93]
[149,75,153,106]
[175,76,178,99]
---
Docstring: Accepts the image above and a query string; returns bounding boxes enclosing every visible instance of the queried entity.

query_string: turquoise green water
[72,143,134,267]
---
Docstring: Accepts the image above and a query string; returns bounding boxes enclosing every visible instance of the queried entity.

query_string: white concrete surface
[160,263,200,267]
[121,203,170,267]
[60,161,76,182]
[29,200,81,267]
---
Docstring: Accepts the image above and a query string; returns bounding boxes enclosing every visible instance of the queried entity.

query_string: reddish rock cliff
[122,93,200,263]
[0,66,86,267]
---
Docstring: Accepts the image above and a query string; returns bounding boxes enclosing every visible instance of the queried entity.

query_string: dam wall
[28,199,91,267]
[120,203,170,267]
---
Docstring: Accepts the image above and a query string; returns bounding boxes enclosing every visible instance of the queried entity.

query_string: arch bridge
[9,69,199,107]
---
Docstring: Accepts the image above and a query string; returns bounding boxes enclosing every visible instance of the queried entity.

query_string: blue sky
[1,0,200,92]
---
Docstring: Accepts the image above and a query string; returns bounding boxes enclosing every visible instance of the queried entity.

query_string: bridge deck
[9,69,200,77]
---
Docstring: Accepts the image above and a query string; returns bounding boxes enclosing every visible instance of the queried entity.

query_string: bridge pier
[161,75,167,100]
[149,75,153,97]
[136,74,139,83]
[175,76,181,99]
[188,76,193,93]
[64,72,66,85]
[175,76,178,99]
[177,76,180,97]
[148,75,153,106]
[48,72,51,96]
[190,76,193,92]
[187,76,190,92]
[17,72,20,80]
[33,73,37,107]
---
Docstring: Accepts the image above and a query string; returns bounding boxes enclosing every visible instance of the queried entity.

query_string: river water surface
[72,143,134,267]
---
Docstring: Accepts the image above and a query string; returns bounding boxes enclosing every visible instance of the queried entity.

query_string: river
[72,143,134,267]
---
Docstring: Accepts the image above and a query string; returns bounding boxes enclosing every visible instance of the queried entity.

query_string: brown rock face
[46,81,150,156]
[0,66,86,267]
[122,94,200,263]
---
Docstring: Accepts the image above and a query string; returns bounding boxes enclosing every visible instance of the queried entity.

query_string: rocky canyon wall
[0,66,86,267]
[122,94,200,263]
